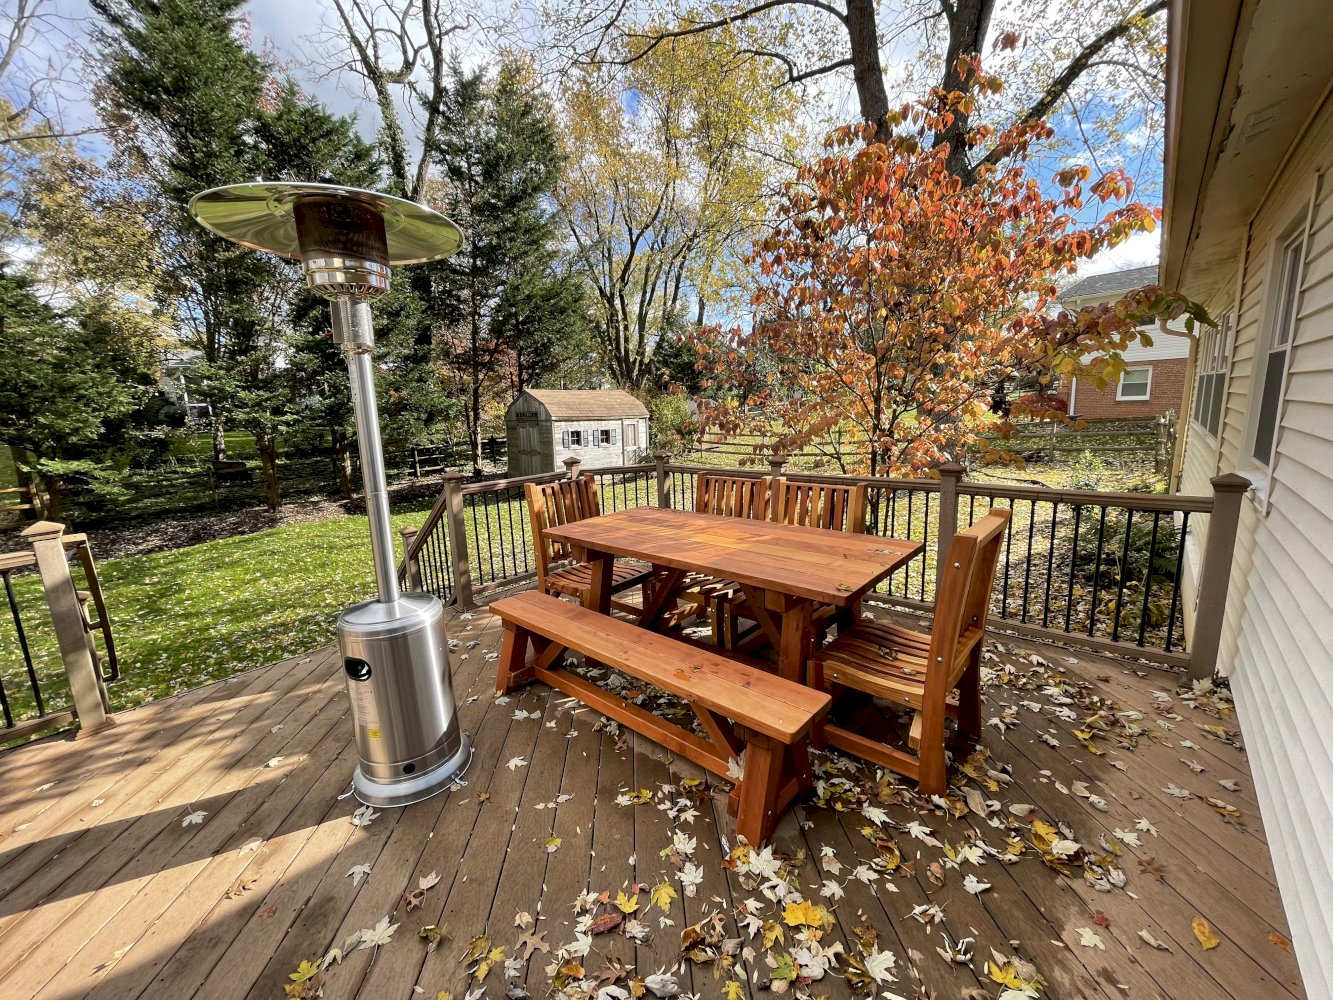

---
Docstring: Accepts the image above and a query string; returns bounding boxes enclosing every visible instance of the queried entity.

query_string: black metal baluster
[1165,512,1189,653]
[1020,498,1037,623]
[4,567,41,718]
[1065,506,1083,632]
[1000,497,1014,619]
[920,491,931,602]
[1043,502,1058,629]
[1137,511,1162,646]
[1088,507,1109,637]
[1111,509,1135,643]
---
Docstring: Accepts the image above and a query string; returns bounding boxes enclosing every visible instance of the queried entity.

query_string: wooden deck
[0,601,1305,1000]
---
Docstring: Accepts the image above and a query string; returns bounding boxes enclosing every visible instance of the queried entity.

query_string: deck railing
[1,523,119,742]
[401,455,1248,680]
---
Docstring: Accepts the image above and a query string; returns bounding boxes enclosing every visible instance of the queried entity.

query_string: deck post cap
[21,520,65,541]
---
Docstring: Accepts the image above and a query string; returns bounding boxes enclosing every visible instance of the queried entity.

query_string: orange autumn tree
[694,78,1210,476]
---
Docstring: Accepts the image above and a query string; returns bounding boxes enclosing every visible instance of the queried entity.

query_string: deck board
[0,602,1305,1000]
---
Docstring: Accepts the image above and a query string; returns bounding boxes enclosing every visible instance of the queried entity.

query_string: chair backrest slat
[925,508,1010,689]
[695,473,771,519]
[525,476,601,590]
[771,479,868,533]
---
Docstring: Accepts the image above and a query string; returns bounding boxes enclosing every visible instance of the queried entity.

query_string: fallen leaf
[1076,927,1104,949]
[420,871,441,891]
[1268,931,1291,952]
[649,882,677,913]
[545,836,562,853]
[351,805,379,828]
[1138,857,1168,881]
[346,864,372,887]
[181,810,207,827]
[358,915,399,949]
[588,910,624,935]
[506,756,527,771]
[1137,929,1172,952]
[1191,916,1220,951]
[259,904,278,920]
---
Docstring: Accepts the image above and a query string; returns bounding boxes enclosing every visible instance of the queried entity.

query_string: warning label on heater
[348,681,381,729]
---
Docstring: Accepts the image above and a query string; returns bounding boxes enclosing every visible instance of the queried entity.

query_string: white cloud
[1074,230,1159,279]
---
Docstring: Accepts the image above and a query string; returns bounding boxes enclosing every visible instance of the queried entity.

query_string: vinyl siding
[1177,93,1333,994]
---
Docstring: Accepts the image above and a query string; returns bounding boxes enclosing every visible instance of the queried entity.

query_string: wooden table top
[542,507,922,606]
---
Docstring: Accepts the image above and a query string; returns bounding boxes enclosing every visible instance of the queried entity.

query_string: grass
[0,498,438,733]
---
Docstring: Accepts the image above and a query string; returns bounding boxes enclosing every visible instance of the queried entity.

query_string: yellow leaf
[545,836,562,852]
[650,881,677,913]
[722,978,745,1000]
[615,889,640,914]
[782,900,831,929]
[288,960,320,983]
[1191,916,1220,950]
[761,920,784,950]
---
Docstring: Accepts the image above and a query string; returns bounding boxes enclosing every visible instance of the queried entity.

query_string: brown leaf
[1138,857,1168,881]
[1092,912,1111,929]
[259,904,278,920]
[588,910,625,936]
[404,888,426,911]
[1268,931,1291,952]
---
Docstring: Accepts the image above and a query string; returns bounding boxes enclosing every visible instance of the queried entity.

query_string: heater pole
[332,299,400,605]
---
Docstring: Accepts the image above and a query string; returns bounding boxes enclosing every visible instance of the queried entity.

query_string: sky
[10,0,1165,281]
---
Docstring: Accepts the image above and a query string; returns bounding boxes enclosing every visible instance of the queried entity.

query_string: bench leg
[733,737,784,846]
[496,622,532,695]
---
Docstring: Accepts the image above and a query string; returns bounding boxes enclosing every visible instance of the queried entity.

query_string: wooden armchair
[525,477,650,614]
[678,474,772,640]
[808,508,1010,795]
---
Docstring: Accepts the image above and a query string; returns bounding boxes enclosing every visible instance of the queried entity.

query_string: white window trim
[1116,366,1153,401]
[1239,174,1320,513]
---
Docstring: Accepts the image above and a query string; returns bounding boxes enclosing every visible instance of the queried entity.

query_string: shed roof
[1060,264,1159,302]
[522,389,648,419]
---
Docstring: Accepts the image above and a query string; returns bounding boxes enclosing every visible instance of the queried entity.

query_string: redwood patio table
[540,506,923,683]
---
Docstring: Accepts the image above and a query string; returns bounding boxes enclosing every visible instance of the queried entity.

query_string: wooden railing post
[934,462,964,599]
[767,454,788,476]
[399,526,421,592]
[563,456,582,479]
[442,471,475,610]
[654,451,671,508]
[21,521,114,736]
[1188,473,1250,681]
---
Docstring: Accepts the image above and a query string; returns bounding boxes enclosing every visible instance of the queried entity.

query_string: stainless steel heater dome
[190,182,471,807]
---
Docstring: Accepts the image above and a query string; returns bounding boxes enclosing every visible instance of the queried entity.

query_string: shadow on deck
[0,600,1304,1000]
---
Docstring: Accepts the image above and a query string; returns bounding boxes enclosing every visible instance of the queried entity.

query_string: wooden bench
[491,590,830,845]
[210,459,253,485]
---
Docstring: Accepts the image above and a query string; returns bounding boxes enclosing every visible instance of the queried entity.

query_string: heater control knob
[345,657,372,682]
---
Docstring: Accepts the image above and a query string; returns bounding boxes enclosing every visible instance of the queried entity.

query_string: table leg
[584,550,614,616]
[777,599,814,685]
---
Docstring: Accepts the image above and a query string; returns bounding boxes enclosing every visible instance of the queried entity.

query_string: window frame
[1191,311,1232,441]
[1250,232,1304,471]
[1116,366,1153,401]
[567,429,583,448]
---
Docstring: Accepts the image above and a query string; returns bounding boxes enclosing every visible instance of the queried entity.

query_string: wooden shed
[504,389,650,476]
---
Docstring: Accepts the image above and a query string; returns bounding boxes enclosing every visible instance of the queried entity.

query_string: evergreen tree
[0,269,159,519]
[427,57,588,474]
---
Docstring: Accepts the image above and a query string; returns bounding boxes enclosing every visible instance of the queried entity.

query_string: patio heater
[189,182,471,807]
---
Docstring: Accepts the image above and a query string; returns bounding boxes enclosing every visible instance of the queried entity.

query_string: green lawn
[0,500,438,734]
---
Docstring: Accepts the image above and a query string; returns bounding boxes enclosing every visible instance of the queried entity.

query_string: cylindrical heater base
[337,592,472,808]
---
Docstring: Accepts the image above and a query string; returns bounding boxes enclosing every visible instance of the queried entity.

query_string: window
[563,429,582,448]
[1192,311,1231,437]
[1117,367,1152,400]
[599,429,612,446]
[1252,233,1304,467]
[626,423,638,447]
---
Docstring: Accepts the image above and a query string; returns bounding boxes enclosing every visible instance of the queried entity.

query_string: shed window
[1117,367,1152,400]
[1253,233,1304,467]
[564,430,583,447]
[626,423,638,447]
[600,429,613,446]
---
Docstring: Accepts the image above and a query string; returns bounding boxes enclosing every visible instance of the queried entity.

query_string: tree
[428,56,582,474]
[550,0,1167,185]
[0,267,158,518]
[555,26,798,389]
[95,1,382,509]
[694,84,1208,477]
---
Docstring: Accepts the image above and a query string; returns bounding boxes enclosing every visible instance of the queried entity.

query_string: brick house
[1053,263,1192,419]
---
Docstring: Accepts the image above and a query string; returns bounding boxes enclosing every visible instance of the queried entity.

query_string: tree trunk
[333,427,355,501]
[845,0,892,137]
[934,0,995,180]
[211,411,227,461]
[42,474,67,523]
[257,435,281,512]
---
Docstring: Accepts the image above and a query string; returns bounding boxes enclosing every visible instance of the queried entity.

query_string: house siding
[1177,93,1333,993]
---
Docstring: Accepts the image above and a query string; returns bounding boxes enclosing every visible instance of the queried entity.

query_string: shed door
[516,418,544,471]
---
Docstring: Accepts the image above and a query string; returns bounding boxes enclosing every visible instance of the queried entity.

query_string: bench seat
[490,590,829,844]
